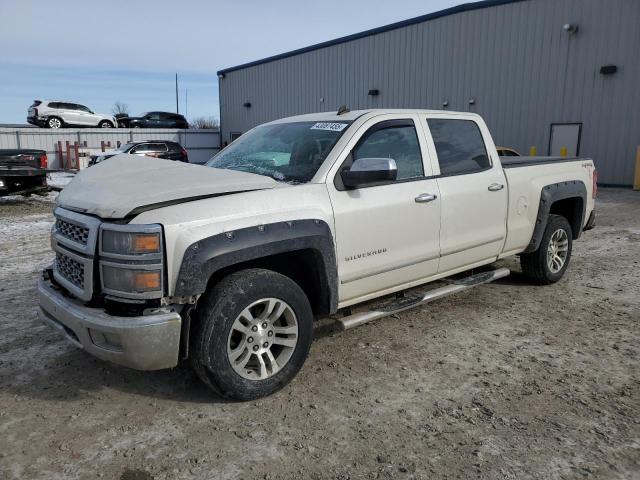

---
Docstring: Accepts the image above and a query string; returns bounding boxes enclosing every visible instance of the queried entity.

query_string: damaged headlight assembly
[99,224,164,300]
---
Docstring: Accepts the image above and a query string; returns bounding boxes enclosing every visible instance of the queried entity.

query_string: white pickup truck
[38,109,597,400]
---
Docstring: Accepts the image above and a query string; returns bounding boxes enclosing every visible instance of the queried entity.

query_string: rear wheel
[520,214,573,284]
[191,268,313,400]
[47,117,62,129]
[98,120,114,128]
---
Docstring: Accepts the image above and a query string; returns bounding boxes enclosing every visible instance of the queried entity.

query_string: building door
[549,123,582,156]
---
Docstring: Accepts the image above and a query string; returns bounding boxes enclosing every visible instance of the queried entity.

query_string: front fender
[174,219,338,314]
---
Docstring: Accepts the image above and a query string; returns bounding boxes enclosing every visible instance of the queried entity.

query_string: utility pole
[175,73,179,114]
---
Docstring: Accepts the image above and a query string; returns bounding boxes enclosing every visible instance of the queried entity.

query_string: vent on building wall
[368,89,380,96]
[243,102,252,108]
[600,65,617,75]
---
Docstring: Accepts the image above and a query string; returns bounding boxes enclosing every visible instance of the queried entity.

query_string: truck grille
[52,208,101,302]
[55,218,90,246]
[55,252,85,289]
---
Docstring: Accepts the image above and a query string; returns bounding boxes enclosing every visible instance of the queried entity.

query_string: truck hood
[57,154,278,218]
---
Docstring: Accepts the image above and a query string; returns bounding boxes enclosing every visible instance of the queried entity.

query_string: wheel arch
[174,219,338,317]
[523,180,586,254]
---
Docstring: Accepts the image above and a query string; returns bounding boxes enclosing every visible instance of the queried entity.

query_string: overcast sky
[0,0,463,123]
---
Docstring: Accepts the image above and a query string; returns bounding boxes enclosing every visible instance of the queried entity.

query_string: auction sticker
[310,122,349,132]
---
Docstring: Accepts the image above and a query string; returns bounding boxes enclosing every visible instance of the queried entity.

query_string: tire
[132,124,141,129]
[520,214,573,284]
[47,117,63,129]
[98,120,113,128]
[191,268,314,401]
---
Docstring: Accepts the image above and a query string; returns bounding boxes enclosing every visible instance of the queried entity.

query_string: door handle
[415,193,438,203]
[488,183,504,192]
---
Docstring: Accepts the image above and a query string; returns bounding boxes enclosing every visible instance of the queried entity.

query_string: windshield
[206,121,351,183]
[117,143,135,152]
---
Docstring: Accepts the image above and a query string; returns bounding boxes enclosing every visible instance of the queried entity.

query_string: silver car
[27,100,117,129]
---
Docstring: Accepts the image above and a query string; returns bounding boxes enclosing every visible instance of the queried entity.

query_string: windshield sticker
[310,122,349,132]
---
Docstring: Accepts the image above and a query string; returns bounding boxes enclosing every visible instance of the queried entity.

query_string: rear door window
[427,119,490,176]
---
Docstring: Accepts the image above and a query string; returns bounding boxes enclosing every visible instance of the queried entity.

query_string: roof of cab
[265,108,478,125]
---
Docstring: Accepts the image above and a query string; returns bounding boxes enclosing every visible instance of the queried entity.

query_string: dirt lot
[0,189,638,480]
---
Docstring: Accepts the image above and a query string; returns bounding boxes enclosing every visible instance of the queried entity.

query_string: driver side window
[353,120,424,180]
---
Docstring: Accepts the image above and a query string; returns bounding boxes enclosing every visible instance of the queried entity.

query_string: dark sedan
[117,112,189,129]
[89,141,188,166]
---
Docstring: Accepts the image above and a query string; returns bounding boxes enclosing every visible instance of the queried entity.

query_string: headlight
[102,230,161,255]
[102,265,162,293]
[99,224,164,299]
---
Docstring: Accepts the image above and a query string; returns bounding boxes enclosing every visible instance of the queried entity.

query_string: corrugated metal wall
[0,128,220,168]
[219,0,640,185]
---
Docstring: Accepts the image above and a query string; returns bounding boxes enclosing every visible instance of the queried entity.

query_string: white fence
[0,127,220,168]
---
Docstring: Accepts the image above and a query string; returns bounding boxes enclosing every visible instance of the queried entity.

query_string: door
[423,115,507,273]
[328,114,441,304]
[60,103,83,125]
[76,104,99,126]
[549,123,581,156]
[144,113,162,128]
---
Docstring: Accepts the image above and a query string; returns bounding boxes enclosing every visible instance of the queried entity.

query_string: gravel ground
[0,189,638,480]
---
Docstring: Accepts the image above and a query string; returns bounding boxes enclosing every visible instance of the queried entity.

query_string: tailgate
[0,149,46,169]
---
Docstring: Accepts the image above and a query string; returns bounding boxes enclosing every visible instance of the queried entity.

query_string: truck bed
[499,155,595,256]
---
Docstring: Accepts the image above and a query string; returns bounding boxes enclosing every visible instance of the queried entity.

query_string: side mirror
[341,157,398,189]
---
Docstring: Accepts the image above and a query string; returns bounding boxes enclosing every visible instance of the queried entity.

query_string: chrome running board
[337,267,510,330]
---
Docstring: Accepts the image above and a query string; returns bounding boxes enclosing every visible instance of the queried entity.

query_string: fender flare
[523,180,587,254]
[174,219,338,314]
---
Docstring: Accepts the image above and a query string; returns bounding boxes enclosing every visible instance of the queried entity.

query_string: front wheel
[520,214,573,284]
[98,120,113,128]
[191,268,313,400]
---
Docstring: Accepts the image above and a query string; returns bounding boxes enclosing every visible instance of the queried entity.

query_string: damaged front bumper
[38,271,182,371]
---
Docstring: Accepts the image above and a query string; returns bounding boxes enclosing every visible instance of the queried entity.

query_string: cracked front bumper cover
[38,274,181,371]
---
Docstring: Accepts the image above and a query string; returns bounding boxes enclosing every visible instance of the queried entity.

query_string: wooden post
[74,142,80,170]
[65,141,71,170]
[57,141,63,169]
[634,146,640,191]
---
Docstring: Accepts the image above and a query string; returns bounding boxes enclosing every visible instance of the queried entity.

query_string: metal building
[217,0,639,186]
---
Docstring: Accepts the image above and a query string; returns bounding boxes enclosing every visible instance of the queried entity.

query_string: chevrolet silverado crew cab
[38,109,597,400]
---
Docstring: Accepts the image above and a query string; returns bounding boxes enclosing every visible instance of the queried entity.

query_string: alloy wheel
[547,228,569,273]
[226,298,298,380]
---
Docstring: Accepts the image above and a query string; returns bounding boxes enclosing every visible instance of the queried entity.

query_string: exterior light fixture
[442,100,449,108]
[368,89,380,96]
[468,97,476,105]
[563,23,579,34]
[218,73,225,79]
[243,102,251,108]
[600,65,617,75]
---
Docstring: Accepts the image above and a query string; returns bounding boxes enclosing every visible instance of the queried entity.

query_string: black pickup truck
[0,149,48,197]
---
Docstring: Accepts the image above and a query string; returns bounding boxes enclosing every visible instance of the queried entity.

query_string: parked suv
[118,112,189,129]
[89,141,188,166]
[27,100,117,129]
